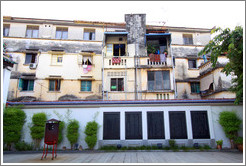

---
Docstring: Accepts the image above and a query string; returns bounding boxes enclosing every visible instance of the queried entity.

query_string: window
[147,112,165,139]
[190,82,200,93]
[183,34,193,45]
[148,71,170,90]
[125,112,142,139]
[25,53,37,64]
[83,29,95,40]
[26,26,39,38]
[169,111,187,139]
[191,111,210,139]
[3,24,10,37]
[111,78,124,91]
[49,80,61,91]
[82,56,92,65]
[106,44,113,54]
[56,27,68,39]
[113,44,126,56]
[18,79,34,91]
[51,55,63,65]
[188,59,197,68]
[103,112,120,140]
[81,81,92,91]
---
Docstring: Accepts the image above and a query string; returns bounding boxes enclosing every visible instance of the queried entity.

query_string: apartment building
[3,14,235,102]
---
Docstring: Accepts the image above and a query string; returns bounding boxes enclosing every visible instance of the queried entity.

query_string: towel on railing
[154,54,160,62]
[160,54,166,63]
[112,57,121,64]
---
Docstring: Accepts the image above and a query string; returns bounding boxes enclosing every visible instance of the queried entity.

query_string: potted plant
[147,44,157,55]
[234,137,243,152]
[216,140,223,150]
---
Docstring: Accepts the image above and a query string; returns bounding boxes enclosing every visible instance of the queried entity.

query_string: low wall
[7,99,243,150]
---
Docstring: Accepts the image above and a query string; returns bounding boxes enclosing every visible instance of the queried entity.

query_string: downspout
[170,36,177,98]
[102,24,105,100]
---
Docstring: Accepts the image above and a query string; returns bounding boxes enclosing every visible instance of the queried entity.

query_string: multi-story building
[3,14,235,102]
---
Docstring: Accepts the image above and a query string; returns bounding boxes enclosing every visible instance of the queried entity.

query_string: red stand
[41,141,58,160]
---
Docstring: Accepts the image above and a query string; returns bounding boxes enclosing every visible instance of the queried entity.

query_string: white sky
[1,1,245,29]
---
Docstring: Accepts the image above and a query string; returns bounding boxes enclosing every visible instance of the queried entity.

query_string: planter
[217,145,222,150]
[237,144,243,152]
[62,146,66,151]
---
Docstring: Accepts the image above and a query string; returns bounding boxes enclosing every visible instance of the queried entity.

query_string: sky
[1,1,245,29]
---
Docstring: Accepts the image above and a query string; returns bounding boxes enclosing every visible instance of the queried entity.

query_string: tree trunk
[230,139,235,149]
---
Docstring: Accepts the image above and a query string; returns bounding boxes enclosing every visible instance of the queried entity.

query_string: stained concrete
[3,151,243,163]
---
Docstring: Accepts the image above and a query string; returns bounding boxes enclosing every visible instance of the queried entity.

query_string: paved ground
[3,151,243,163]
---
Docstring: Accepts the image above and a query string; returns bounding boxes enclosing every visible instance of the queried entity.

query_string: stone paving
[2,151,243,163]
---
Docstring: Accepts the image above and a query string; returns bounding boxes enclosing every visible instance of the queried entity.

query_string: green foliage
[219,111,241,140]
[100,146,118,150]
[203,145,211,150]
[30,112,47,148]
[216,140,223,145]
[66,119,79,149]
[85,121,98,149]
[168,139,176,148]
[85,135,97,149]
[147,44,157,54]
[58,121,65,145]
[3,106,26,150]
[199,26,243,104]
[15,141,34,151]
[85,121,98,136]
[234,137,243,144]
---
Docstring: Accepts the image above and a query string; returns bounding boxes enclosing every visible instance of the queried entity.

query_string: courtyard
[3,151,243,163]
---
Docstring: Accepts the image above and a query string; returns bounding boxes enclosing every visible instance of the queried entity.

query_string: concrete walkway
[3,151,243,163]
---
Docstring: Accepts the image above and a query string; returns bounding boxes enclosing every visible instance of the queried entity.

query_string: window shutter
[28,80,34,91]
[78,55,83,65]
[18,79,23,90]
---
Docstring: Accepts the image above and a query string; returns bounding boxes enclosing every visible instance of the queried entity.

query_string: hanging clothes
[154,54,160,62]
[149,53,155,62]
[160,54,166,63]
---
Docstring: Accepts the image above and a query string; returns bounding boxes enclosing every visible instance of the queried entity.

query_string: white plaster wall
[8,23,27,37]
[19,104,242,149]
[170,31,210,45]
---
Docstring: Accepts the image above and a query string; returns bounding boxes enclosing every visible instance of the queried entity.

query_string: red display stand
[41,119,60,160]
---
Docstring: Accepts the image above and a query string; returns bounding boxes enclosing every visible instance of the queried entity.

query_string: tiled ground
[3,151,243,163]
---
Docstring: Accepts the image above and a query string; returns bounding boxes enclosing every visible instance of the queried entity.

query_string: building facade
[3,14,235,102]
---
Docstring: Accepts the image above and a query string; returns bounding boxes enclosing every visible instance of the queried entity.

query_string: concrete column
[3,68,11,105]
[186,110,193,139]
[164,111,170,139]
[120,111,125,140]
[142,111,147,140]
[207,107,215,139]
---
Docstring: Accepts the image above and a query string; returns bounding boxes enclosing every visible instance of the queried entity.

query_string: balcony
[104,56,134,68]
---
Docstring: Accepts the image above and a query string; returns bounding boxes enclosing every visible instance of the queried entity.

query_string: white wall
[3,68,12,104]
[18,104,243,149]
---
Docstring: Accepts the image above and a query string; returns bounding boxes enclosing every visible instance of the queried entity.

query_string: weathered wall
[125,14,146,57]
[4,38,102,54]
[176,82,200,99]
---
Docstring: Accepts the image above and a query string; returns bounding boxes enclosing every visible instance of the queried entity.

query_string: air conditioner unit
[29,63,37,69]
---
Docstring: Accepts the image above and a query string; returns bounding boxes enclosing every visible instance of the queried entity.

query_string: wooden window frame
[49,79,61,91]
[110,78,124,91]
[147,70,171,91]
[26,25,39,38]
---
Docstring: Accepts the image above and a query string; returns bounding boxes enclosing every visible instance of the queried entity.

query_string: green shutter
[28,80,34,91]
[18,79,23,90]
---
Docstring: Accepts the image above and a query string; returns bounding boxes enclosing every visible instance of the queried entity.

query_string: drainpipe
[170,37,177,98]
[102,26,105,100]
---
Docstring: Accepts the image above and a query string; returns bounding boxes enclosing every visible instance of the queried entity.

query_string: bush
[85,121,98,149]
[219,111,241,148]
[168,139,176,148]
[15,141,34,151]
[66,120,79,149]
[30,112,47,149]
[58,121,65,145]
[234,137,243,144]
[216,140,223,145]
[3,106,26,150]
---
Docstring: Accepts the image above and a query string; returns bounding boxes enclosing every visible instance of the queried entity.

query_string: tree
[3,106,26,150]
[199,26,243,104]
[66,120,79,150]
[218,111,241,149]
[30,112,47,149]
